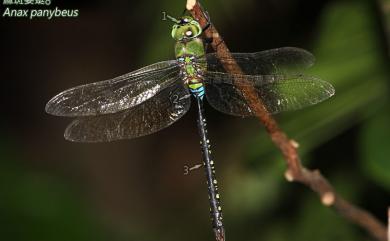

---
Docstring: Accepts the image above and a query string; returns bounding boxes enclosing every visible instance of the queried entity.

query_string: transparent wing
[205,47,315,75]
[46,60,180,117]
[205,72,335,116]
[64,79,191,142]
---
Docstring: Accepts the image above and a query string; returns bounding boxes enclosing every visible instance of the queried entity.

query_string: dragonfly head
[168,15,202,41]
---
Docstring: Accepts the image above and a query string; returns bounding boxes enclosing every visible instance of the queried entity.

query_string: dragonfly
[46,15,334,241]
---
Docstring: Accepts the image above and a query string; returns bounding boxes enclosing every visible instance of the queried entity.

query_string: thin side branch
[188,2,387,241]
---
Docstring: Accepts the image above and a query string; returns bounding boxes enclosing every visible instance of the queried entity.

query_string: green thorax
[174,37,205,59]
[175,38,206,89]
[170,16,207,91]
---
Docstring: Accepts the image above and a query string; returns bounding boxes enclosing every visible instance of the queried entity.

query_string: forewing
[205,72,334,116]
[46,60,179,117]
[206,47,315,75]
[64,79,191,142]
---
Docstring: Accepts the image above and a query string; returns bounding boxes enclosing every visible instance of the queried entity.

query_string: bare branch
[189,2,387,241]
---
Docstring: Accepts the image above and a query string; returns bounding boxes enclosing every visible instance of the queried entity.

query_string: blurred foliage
[360,111,390,191]
[0,140,106,241]
[245,0,388,166]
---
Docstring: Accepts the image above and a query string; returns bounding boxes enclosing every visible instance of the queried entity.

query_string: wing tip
[319,79,336,99]
[64,119,96,143]
[64,119,116,143]
[278,47,316,68]
[45,92,67,116]
[45,100,57,116]
[64,120,98,143]
[328,84,336,97]
[64,120,78,142]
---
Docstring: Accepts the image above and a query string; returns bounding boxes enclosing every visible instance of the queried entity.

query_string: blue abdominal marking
[190,85,205,99]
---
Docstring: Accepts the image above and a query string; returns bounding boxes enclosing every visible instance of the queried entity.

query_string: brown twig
[387,207,390,241]
[188,1,388,241]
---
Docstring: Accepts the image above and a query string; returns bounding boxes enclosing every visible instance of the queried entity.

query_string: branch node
[321,192,335,206]
[284,170,294,182]
[289,139,300,148]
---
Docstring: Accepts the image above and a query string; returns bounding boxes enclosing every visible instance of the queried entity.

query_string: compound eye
[180,18,189,25]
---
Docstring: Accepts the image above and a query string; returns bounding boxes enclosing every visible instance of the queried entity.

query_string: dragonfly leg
[203,20,211,32]
[204,37,213,44]
[199,3,211,31]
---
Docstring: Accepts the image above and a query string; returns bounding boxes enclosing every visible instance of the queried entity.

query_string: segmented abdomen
[177,55,206,98]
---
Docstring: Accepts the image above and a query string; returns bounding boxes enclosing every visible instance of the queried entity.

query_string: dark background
[1,0,389,240]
